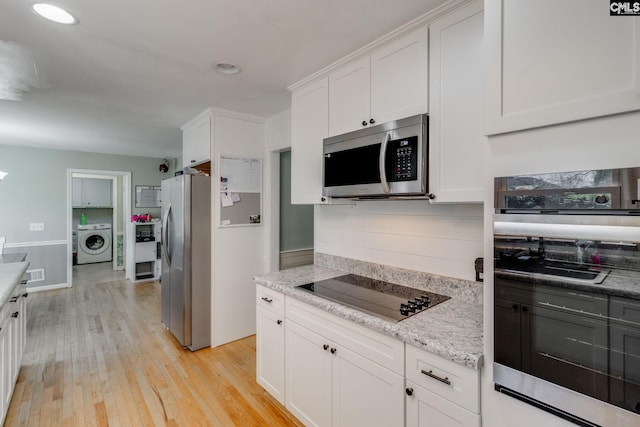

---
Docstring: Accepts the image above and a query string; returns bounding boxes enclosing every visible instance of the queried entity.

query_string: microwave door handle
[379,133,391,194]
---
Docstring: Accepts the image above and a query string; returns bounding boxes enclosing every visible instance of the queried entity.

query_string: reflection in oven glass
[494,233,640,416]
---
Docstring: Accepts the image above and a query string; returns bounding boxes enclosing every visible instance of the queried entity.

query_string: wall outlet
[29,223,45,231]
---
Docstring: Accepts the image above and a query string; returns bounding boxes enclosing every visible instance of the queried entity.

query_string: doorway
[278,150,314,269]
[67,169,131,287]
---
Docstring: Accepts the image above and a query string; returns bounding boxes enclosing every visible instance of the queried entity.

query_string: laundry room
[72,174,116,267]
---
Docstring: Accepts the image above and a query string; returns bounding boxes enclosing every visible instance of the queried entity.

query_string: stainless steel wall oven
[493,167,640,427]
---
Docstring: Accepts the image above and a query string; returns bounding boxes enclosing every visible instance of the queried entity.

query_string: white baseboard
[280,248,314,270]
[27,283,70,293]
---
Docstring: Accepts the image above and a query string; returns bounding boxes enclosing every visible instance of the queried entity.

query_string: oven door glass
[494,221,640,418]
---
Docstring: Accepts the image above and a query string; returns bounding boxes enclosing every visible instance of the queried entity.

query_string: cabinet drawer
[406,344,480,413]
[286,297,404,375]
[256,285,285,316]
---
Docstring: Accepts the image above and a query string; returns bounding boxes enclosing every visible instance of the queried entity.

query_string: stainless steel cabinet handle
[421,369,451,386]
[261,297,273,303]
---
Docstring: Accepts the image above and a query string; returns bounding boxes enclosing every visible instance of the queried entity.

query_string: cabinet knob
[323,344,329,351]
[512,304,519,312]
[428,193,436,200]
[190,160,196,163]
[11,312,18,318]
[362,120,368,127]
[369,118,375,124]
[522,306,529,313]
[277,319,282,325]
[330,347,337,354]
[405,388,414,396]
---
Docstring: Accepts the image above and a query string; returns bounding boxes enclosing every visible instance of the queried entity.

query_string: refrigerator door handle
[162,203,172,267]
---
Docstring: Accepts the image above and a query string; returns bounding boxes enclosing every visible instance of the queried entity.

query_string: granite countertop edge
[254,265,484,370]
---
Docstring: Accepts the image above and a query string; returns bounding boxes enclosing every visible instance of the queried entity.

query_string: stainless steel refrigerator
[161,174,211,351]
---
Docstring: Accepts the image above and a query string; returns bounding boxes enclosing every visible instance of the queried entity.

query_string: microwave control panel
[388,136,418,181]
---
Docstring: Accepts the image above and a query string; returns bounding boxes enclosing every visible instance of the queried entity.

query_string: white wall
[315,201,483,281]
[482,108,640,426]
[211,110,266,346]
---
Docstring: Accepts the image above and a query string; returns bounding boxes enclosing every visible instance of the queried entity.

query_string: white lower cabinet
[256,285,286,405]
[254,286,482,427]
[285,298,404,427]
[0,316,9,420]
[0,278,27,425]
[331,343,404,427]
[406,381,480,427]
[405,344,481,427]
[285,320,333,426]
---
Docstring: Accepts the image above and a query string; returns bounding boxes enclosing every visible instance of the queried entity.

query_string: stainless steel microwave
[322,114,428,198]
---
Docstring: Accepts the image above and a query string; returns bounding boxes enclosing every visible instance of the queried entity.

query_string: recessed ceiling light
[31,3,78,25]
[215,63,240,75]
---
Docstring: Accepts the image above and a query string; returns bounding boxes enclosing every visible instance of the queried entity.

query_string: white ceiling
[0,0,447,159]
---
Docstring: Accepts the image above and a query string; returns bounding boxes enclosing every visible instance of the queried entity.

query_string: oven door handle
[379,133,391,194]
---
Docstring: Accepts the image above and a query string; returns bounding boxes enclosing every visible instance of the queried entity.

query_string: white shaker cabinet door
[332,344,404,427]
[256,306,285,405]
[285,320,333,426]
[428,0,484,203]
[329,56,371,137]
[485,0,640,134]
[406,381,480,427]
[291,78,329,204]
[370,25,429,126]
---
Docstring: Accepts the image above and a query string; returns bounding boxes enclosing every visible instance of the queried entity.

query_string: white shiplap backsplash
[315,200,484,281]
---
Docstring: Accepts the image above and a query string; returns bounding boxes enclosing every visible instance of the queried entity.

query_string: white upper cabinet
[428,0,484,203]
[73,178,112,208]
[328,26,429,137]
[485,0,640,135]
[182,110,212,167]
[329,57,371,137]
[291,77,329,204]
[370,25,429,126]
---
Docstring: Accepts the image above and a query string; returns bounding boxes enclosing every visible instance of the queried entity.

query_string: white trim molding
[5,240,67,248]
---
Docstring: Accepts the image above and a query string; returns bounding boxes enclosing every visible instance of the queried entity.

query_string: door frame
[67,169,131,287]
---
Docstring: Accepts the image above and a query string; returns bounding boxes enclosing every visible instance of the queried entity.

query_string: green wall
[279,150,313,251]
[0,144,176,244]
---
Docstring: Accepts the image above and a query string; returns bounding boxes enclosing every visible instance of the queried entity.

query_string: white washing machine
[77,223,112,264]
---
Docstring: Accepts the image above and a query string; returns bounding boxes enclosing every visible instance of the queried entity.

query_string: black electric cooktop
[296,274,450,322]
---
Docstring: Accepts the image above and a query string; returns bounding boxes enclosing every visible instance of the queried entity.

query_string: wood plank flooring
[5,264,302,426]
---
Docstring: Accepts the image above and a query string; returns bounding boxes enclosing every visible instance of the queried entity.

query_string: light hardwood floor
[6,264,302,426]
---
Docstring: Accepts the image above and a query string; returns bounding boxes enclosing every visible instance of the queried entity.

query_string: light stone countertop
[254,265,483,370]
[0,262,29,307]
